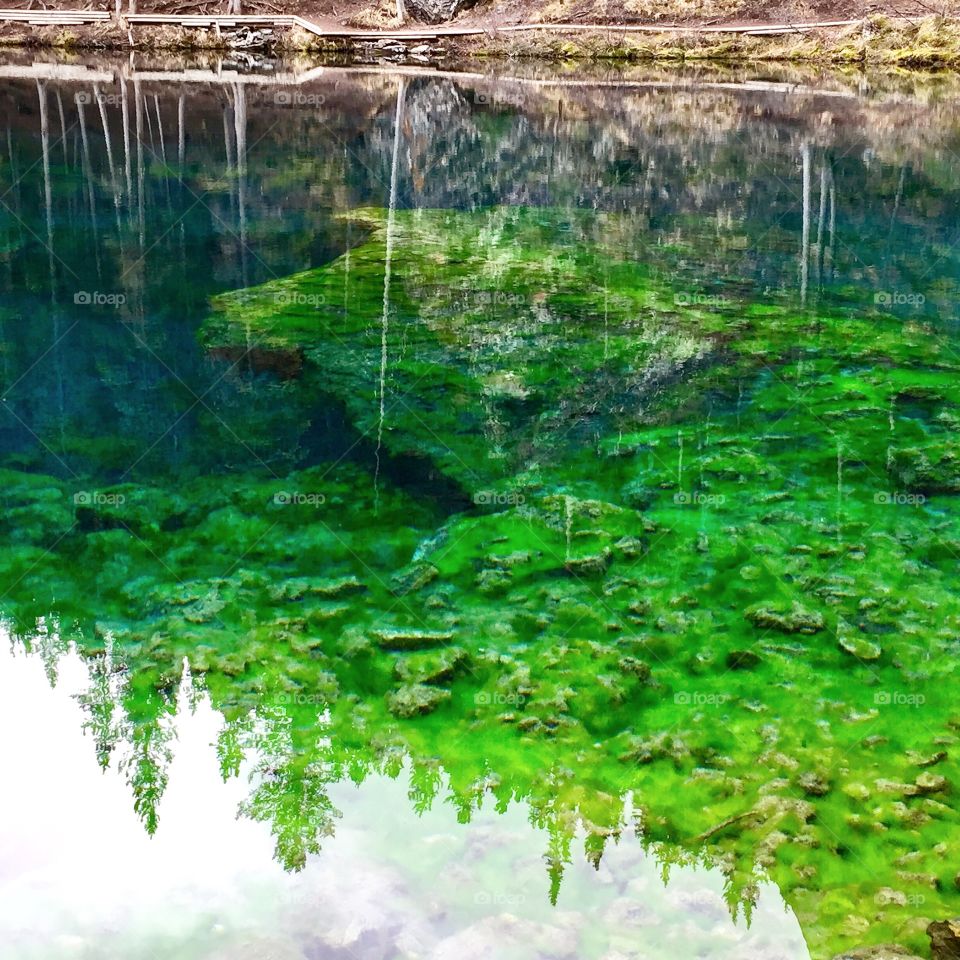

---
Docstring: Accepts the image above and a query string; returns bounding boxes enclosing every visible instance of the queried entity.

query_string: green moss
[386,683,453,718]
[6,203,960,958]
[204,206,728,493]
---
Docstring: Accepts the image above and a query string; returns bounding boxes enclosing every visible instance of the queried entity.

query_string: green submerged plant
[5,205,960,958]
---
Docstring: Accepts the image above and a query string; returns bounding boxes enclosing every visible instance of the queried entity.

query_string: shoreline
[4,14,960,68]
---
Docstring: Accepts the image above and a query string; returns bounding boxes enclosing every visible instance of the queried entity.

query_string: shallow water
[2,53,960,960]
[0,642,806,960]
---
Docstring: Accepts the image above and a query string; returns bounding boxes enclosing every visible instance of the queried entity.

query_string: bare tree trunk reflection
[816,160,827,291]
[375,77,407,507]
[55,88,67,167]
[121,78,133,210]
[37,80,65,445]
[153,93,172,208]
[77,93,102,280]
[800,141,810,306]
[233,83,248,288]
[177,91,185,179]
[36,81,55,304]
[827,167,836,282]
[134,78,145,251]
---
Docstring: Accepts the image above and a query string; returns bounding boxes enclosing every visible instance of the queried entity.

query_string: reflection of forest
[2,62,960,475]
[3,63,960,297]
[3,63,960,960]
[3,641,812,960]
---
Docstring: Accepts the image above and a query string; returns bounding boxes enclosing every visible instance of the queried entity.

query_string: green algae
[194,207,960,954]
[4,204,960,958]
[203,206,728,493]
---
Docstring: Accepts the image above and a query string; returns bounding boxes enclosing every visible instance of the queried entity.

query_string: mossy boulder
[386,683,452,718]
[745,602,826,635]
[394,647,469,685]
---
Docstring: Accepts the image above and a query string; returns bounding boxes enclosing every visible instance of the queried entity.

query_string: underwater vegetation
[4,203,960,957]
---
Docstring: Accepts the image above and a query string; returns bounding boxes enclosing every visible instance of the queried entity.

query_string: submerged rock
[394,647,468,685]
[386,683,451,718]
[619,733,687,766]
[182,593,226,624]
[889,444,960,494]
[270,576,365,602]
[915,772,949,795]
[909,750,948,768]
[475,568,512,594]
[485,550,533,569]
[745,603,825,635]
[430,912,577,960]
[617,656,651,681]
[875,778,919,797]
[389,562,438,596]
[843,783,871,802]
[897,870,940,889]
[798,772,831,797]
[373,628,455,650]
[726,650,761,670]
[875,887,909,906]
[312,576,366,598]
[928,919,960,960]
[613,536,646,559]
[564,551,612,578]
[838,633,882,662]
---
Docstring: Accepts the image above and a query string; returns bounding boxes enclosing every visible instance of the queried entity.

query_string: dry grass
[452,15,960,66]
[279,23,323,49]
[344,1,404,27]
[5,11,960,67]
[622,0,741,21]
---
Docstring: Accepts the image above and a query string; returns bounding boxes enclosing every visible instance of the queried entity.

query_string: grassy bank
[448,16,960,67]
[6,15,960,69]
